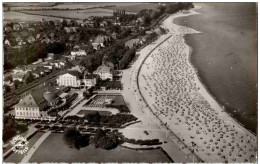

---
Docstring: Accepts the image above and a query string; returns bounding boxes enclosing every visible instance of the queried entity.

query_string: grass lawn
[3,11,62,23]
[29,133,171,163]
[77,110,111,116]
[104,3,159,13]
[4,132,45,163]
[111,95,126,106]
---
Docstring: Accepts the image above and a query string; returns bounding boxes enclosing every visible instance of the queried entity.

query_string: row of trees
[138,2,194,26]
[118,47,137,69]
[63,127,162,151]
[64,113,137,128]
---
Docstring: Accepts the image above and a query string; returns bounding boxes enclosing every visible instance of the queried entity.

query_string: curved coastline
[183,33,256,136]
[137,6,257,162]
[173,5,257,134]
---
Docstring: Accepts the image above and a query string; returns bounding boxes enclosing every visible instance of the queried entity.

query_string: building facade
[94,64,113,81]
[56,71,81,87]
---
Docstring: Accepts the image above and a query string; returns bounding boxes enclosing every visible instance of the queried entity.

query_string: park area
[77,110,111,116]
[84,94,126,108]
[28,133,171,163]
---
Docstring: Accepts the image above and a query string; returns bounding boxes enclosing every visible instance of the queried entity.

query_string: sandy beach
[136,7,257,163]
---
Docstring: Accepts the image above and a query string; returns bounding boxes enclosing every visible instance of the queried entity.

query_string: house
[94,62,113,81]
[153,27,162,35]
[33,67,46,77]
[100,21,108,27]
[83,74,99,88]
[24,64,38,72]
[28,28,35,32]
[71,49,87,56]
[19,22,29,29]
[49,32,55,38]
[4,80,16,92]
[80,22,88,27]
[56,71,82,87]
[32,59,43,65]
[12,72,26,82]
[56,59,66,67]
[113,20,121,26]
[4,39,11,46]
[69,35,75,41]
[68,65,85,74]
[41,38,51,44]
[27,36,35,43]
[50,59,66,68]
[87,22,94,27]
[111,32,118,39]
[64,27,77,33]
[92,43,101,51]
[36,33,42,40]
[125,38,141,49]
[32,71,40,78]
[53,20,61,26]
[145,30,153,35]
[13,24,21,31]
[43,64,53,70]
[4,26,12,32]
[92,35,110,48]
[136,17,143,24]
[13,66,26,74]
[46,53,55,61]
[16,36,24,45]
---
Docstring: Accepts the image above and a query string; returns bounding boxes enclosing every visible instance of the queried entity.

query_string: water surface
[175,3,257,133]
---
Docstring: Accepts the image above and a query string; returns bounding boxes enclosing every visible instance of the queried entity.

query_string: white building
[14,87,61,120]
[71,49,87,56]
[83,74,99,88]
[94,63,113,81]
[56,71,81,87]
[12,72,26,82]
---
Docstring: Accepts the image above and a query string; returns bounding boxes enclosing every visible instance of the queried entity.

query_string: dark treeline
[4,41,67,70]
[138,2,194,26]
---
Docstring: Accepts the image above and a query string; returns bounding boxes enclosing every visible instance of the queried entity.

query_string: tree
[143,15,151,25]
[63,128,89,149]
[157,5,166,14]
[151,10,161,20]
[62,19,68,27]
[93,129,119,150]
[24,72,34,84]
[4,85,11,93]
[63,128,81,148]
[86,112,101,123]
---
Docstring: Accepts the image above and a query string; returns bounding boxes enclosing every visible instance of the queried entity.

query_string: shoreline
[137,6,257,162]
[184,34,256,136]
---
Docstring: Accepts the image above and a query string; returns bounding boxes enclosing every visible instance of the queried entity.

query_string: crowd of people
[138,11,257,163]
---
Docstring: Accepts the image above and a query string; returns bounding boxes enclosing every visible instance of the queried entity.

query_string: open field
[29,133,171,163]
[77,110,111,116]
[3,11,62,23]
[105,3,160,13]
[21,8,124,19]
[4,132,44,163]
[4,8,135,23]
[5,2,155,10]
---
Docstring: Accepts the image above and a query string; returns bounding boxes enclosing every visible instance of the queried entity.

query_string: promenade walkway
[20,131,51,163]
